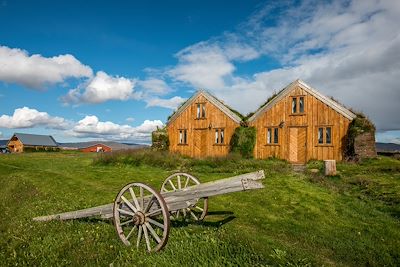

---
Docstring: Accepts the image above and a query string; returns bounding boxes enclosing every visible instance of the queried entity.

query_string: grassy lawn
[0,151,399,266]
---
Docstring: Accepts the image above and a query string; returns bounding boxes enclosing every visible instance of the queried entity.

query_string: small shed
[79,143,112,153]
[7,133,58,152]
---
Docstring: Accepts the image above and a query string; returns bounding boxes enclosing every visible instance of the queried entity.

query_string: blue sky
[0,0,399,144]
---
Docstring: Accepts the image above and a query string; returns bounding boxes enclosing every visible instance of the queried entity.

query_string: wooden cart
[33,170,265,252]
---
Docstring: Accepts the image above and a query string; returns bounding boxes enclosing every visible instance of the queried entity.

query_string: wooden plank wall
[250,85,351,162]
[7,139,24,152]
[167,95,240,158]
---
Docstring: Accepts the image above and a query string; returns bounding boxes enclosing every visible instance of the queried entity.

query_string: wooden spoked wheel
[161,173,208,221]
[113,183,170,252]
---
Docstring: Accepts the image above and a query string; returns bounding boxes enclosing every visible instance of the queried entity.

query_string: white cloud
[61,71,137,104]
[126,117,135,122]
[146,96,186,109]
[137,78,171,95]
[71,115,163,140]
[0,46,92,89]
[0,107,69,129]
[168,43,235,90]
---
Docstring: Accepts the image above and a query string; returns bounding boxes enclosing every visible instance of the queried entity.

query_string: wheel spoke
[182,208,187,218]
[177,175,181,190]
[142,224,151,252]
[136,225,142,248]
[147,217,164,229]
[129,187,141,211]
[121,195,138,213]
[145,222,161,243]
[187,208,198,221]
[120,219,133,226]
[146,208,162,217]
[140,187,144,210]
[184,177,190,188]
[144,196,155,213]
[168,180,177,191]
[126,225,137,240]
[194,206,204,212]
[118,208,135,217]
[175,210,180,219]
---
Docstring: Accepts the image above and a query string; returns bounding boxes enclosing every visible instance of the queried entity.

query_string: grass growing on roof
[1,151,399,266]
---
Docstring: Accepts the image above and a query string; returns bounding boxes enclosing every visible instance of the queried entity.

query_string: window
[299,97,304,113]
[292,96,305,114]
[267,127,279,144]
[292,97,297,113]
[196,103,206,119]
[317,127,332,145]
[179,129,187,144]
[214,128,225,144]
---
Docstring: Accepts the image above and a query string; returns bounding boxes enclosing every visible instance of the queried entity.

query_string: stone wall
[151,129,169,151]
[354,132,377,158]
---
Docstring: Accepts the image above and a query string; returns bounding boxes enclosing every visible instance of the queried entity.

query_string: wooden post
[324,160,336,176]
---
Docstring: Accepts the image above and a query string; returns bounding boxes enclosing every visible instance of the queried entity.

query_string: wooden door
[288,127,307,163]
[194,129,207,157]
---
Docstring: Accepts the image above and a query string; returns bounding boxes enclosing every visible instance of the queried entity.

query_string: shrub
[230,127,256,158]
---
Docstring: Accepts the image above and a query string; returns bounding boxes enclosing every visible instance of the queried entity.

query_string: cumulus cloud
[0,46,92,89]
[168,43,235,90]
[137,78,171,96]
[0,107,69,129]
[71,115,163,140]
[61,71,137,104]
[146,96,186,109]
[126,117,135,122]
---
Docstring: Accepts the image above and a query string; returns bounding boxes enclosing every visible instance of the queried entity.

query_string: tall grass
[93,148,291,174]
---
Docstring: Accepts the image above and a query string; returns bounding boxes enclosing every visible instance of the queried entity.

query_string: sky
[0,0,399,144]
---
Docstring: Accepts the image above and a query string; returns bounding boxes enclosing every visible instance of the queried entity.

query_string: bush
[230,127,256,158]
[23,146,60,152]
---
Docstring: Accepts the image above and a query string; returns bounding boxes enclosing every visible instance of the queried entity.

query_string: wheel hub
[133,211,145,225]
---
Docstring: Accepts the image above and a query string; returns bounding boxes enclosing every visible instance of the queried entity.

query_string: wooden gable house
[248,80,356,163]
[166,90,242,158]
[7,133,58,153]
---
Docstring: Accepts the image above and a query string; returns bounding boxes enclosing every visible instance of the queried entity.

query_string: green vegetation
[1,151,399,266]
[230,126,257,158]
[151,127,169,151]
[345,113,376,157]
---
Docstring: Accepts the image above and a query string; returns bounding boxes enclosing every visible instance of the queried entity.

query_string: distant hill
[58,141,148,151]
[376,142,400,152]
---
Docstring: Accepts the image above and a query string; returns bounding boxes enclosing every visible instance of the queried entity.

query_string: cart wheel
[113,182,170,252]
[161,173,208,221]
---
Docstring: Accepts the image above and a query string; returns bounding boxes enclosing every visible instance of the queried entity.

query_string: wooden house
[7,133,58,152]
[166,90,242,157]
[79,143,112,153]
[248,80,356,163]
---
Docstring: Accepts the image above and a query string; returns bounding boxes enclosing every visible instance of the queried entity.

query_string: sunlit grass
[0,152,399,266]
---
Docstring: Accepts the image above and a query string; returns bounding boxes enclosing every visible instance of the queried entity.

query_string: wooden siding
[167,94,240,157]
[8,138,24,153]
[249,85,351,162]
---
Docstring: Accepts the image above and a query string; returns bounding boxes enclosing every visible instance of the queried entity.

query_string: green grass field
[0,151,399,266]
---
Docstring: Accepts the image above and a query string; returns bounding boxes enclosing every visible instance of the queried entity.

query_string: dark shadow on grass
[171,211,236,228]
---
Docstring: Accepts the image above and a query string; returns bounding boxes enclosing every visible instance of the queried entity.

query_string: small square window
[214,128,225,144]
[179,129,187,144]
